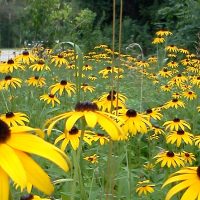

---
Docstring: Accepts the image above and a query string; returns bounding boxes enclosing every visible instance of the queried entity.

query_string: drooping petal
[0,144,26,188]
[84,111,97,128]
[7,134,70,172]
[15,150,54,195]
[65,112,83,131]
[0,167,9,200]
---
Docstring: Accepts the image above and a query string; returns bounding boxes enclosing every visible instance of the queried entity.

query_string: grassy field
[0,31,200,200]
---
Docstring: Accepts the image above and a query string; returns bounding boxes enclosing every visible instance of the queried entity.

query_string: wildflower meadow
[0,1,200,200]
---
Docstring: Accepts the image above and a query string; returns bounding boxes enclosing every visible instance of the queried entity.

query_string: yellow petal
[0,144,26,188]
[15,150,54,195]
[84,111,97,128]
[65,112,83,131]
[7,134,70,172]
[181,183,199,200]
[0,167,9,200]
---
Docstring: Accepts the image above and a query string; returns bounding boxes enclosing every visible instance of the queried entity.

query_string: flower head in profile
[119,109,152,135]
[51,54,68,67]
[180,151,196,165]
[29,59,50,71]
[49,80,75,96]
[15,49,37,64]
[155,30,172,37]
[154,150,185,168]
[84,154,99,164]
[40,94,60,107]
[136,180,155,196]
[54,126,91,151]
[152,37,165,44]
[145,108,163,120]
[0,119,70,200]
[81,83,95,93]
[163,118,191,131]
[5,58,25,73]
[1,75,22,89]
[0,112,29,127]
[45,101,124,140]
[163,99,185,109]
[95,90,127,112]
[165,45,178,53]
[166,130,193,147]
[162,166,200,200]
[26,76,46,87]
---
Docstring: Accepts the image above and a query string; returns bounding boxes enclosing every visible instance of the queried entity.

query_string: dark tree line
[0,0,199,53]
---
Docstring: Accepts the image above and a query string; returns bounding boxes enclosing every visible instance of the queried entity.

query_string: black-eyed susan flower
[98,66,118,78]
[162,166,200,200]
[154,150,184,168]
[5,59,25,73]
[54,126,82,150]
[88,75,97,81]
[66,63,75,69]
[0,112,29,126]
[160,84,172,92]
[0,119,69,200]
[148,55,157,63]
[45,101,124,140]
[182,91,197,100]
[29,59,50,71]
[1,75,22,89]
[167,61,179,68]
[136,180,155,196]
[95,91,126,112]
[26,76,46,87]
[15,50,36,65]
[155,30,172,37]
[40,94,60,107]
[152,36,165,44]
[20,194,51,200]
[51,54,68,67]
[165,45,179,53]
[181,58,192,66]
[197,106,200,112]
[191,76,200,86]
[50,80,75,96]
[172,92,181,99]
[143,162,155,171]
[81,83,95,93]
[194,135,200,147]
[83,64,93,71]
[163,99,185,109]
[84,154,99,164]
[168,74,188,87]
[151,126,165,135]
[180,151,196,165]
[119,109,152,135]
[166,130,193,147]
[158,68,173,78]
[145,108,163,120]
[178,48,189,54]
[90,132,110,145]
[135,60,150,68]
[163,118,191,131]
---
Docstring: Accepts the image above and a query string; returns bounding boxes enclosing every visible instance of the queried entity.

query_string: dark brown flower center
[126,109,137,117]
[172,99,178,103]
[97,133,105,137]
[146,109,153,114]
[69,126,79,135]
[188,91,193,95]
[84,64,89,67]
[82,83,88,86]
[197,166,200,178]
[75,101,98,112]
[60,80,67,85]
[49,94,55,98]
[173,118,180,122]
[106,66,111,70]
[163,68,168,72]
[58,54,63,58]
[109,90,117,96]
[7,59,14,64]
[20,194,34,200]
[185,153,190,157]
[197,77,200,80]
[107,94,116,101]
[22,50,29,56]
[38,59,45,65]
[34,76,39,80]
[177,74,182,77]
[0,119,11,143]
[5,75,12,80]
[177,130,184,135]
[166,151,174,157]
[6,112,14,118]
